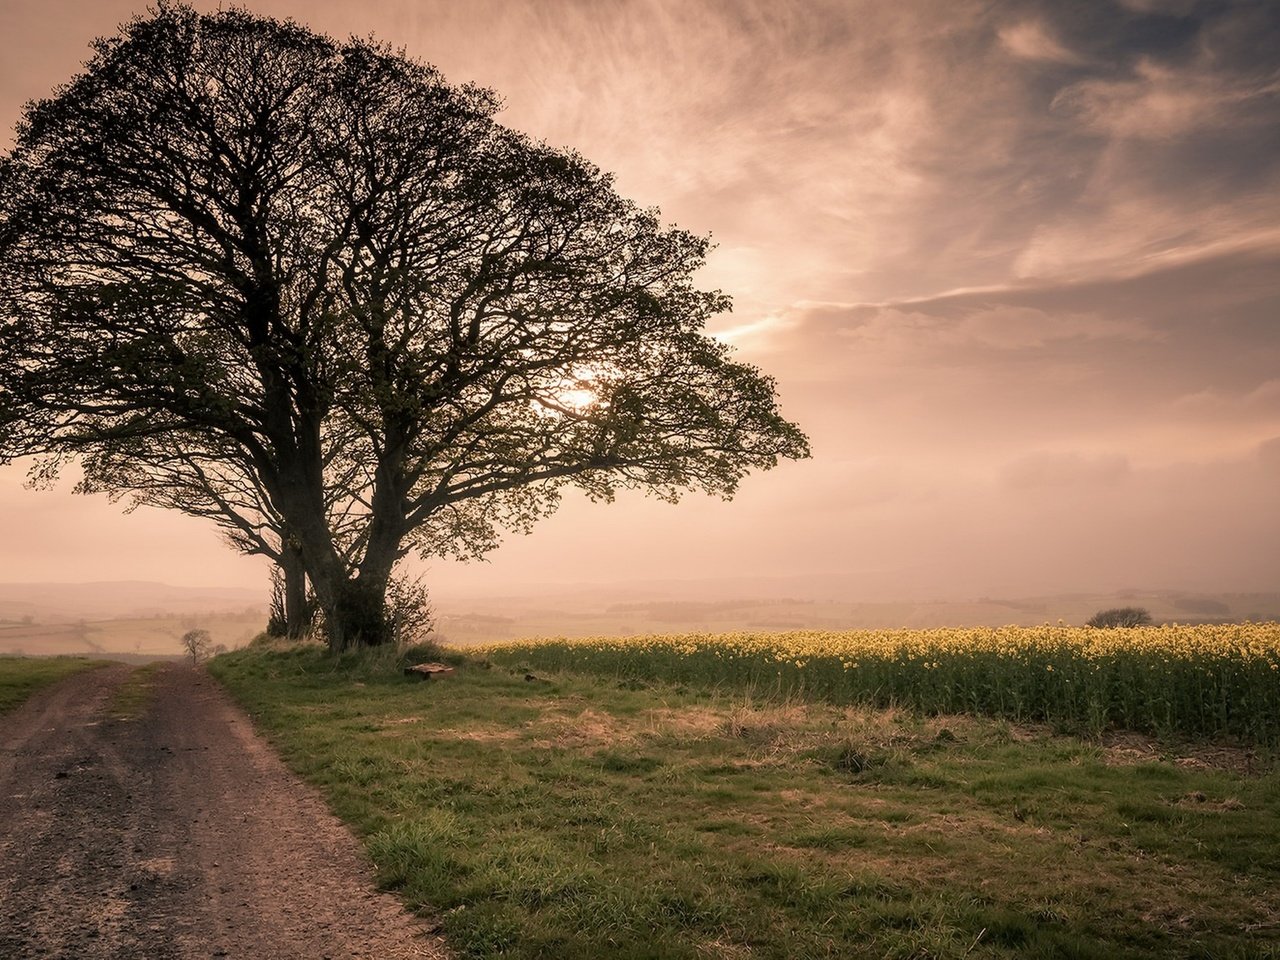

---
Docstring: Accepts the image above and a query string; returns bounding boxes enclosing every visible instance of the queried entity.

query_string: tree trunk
[317,570,393,652]
[270,437,403,652]
[281,538,310,639]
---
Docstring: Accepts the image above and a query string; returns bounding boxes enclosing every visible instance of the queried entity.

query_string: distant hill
[0,580,265,623]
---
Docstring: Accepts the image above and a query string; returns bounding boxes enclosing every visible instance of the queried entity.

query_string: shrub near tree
[0,5,808,651]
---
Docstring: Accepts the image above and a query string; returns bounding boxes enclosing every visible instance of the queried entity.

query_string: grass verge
[109,661,165,719]
[0,655,106,715]
[211,644,1280,960]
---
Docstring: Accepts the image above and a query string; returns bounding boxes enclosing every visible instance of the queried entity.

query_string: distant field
[0,656,105,714]
[0,611,266,658]
[212,641,1280,959]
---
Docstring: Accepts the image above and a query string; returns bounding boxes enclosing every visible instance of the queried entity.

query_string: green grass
[210,644,1280,959]
[0,655,106,715]
[109,661,164,719]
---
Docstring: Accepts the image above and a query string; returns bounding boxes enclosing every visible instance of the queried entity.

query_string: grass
[109,661,164,719]
[211,642,1280,959]
[0,655,106,715]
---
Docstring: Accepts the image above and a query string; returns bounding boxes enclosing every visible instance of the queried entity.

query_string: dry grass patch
[1171,791,1245,811]
[643,705,725,739]
[530,707,637,751]
[696,938,753,960]
[1099,730,1260,774]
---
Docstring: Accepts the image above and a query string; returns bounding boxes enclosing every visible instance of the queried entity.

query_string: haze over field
[3,581,1278,659]
[1,0,1277,605]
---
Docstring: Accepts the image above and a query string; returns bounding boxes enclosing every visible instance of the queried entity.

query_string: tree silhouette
[181,628,213,663]
[0,6,808,650]
[1086,607,1153,628]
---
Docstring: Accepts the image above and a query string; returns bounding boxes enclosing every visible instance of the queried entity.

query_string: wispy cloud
[1171,379,1280,421]
[348,0,1280,306]
[999,20,1084,65]
[1002,452,1131,490]
[1053,58,1280,140]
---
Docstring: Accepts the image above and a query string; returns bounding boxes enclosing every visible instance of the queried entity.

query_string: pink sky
[1,0,1277,600]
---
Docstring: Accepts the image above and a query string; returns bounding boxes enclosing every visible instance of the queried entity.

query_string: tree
[0,5,809,651]
[181,628,212,663]
[267,560,313,638]
[1086,607,1153,628]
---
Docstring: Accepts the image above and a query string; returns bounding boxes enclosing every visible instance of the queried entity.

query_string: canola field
[469,623,1280,744]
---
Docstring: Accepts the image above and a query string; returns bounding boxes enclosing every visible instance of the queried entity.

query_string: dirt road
[0,662,449,959]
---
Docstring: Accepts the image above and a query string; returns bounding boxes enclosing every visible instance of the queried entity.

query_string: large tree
[0,5,809,650]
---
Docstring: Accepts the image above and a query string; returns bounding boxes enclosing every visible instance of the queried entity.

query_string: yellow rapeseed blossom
[470,623,1280,667]
[466,623,1280,743]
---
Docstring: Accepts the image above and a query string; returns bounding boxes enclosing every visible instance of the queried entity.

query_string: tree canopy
[1086,607,1154,628]
[0,4,809,649]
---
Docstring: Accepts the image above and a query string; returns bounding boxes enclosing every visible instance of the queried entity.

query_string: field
[210,626,1280,960]
[474,624,1280,744]
[0,610,265,659]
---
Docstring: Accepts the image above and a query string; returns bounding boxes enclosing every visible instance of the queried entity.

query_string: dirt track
[0,662,448,959]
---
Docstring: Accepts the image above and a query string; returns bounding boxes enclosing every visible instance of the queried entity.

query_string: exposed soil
[0,662,449,959]
[1098,729,1263,775]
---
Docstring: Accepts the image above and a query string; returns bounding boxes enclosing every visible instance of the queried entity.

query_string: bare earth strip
[0,662,449,959]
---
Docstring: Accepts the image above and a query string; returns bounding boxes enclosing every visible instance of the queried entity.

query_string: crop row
[466,624,1280,743]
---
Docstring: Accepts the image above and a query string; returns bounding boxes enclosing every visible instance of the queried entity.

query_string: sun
[555,385,598,411]
[537,364,613,416]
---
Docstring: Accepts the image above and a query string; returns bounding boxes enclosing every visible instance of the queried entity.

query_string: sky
[0,0,1277,600]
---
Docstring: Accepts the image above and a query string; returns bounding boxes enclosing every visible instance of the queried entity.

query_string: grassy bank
[212,643,1280,959]
[0,655,105,715]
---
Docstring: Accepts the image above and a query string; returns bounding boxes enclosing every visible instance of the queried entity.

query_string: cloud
[1002,452,1131,489]
[1259,436,1280,472]
[998,4,1280,282]
[1010,194,1280,282]
[368,0,1280,305]
[998,20,1084,65]
[737,246,1280,477]
[1171,379,1280,420]
[1115,0,1199,13]
[1053,58,1280,140]
[833,304,1159,352]
[741,262,1195,360]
